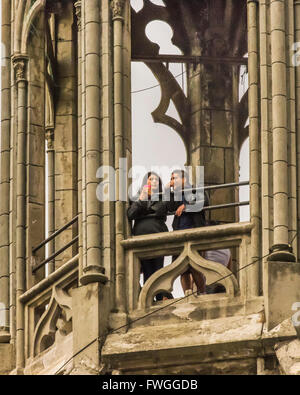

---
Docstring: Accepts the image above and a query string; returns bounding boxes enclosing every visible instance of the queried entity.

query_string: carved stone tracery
[32,285,73,356]
[131,0,248,150]
[138,242,239,309]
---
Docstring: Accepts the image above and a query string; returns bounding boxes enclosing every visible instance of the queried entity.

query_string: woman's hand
[139,185,150,200]
[175,203,185,216]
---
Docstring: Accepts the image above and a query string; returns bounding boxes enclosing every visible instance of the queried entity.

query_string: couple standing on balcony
[127,169,210,301]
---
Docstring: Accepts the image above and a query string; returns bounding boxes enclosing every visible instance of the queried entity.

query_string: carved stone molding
[138,242,239,309]
[111,0,125,20]
[12,55,28,83]
[74,1,81,30]
[32,285,73,356]
[45,128,54,150]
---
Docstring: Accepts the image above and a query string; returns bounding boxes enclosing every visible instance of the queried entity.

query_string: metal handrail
[31,215,79,274]
[202,200,249,211]
[32,236,79,273]
[130,181,250,219]
[154,180,249,195]
[32,215,78,254]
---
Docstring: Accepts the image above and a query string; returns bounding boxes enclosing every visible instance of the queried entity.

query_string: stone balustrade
[121,222,253,312]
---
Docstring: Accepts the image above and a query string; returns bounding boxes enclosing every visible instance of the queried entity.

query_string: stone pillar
[267,0,295,262]
[260,0,273,261]
[75,0,83,281]
[12,54,28,371]
[262,0,300,330]
[122,0,132,241]
[112,0,127,314]
[295,0,300,259]
[46,128,55,274]
[186,40,238,224]
[247,0,261,296]
[80,0,107,285]
[0,0,11,343]
[101,0,115,305]
[286,0,297,258]
[72,282,110,373]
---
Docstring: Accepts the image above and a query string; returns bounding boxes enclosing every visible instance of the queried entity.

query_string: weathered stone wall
[275,339,300,375]
[26,12,46,288]
[54,0,78,268]
[188,63,239,224]
[0,344,15,375]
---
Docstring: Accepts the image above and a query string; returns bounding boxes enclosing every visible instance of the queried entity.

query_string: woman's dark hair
[139,171,163,199]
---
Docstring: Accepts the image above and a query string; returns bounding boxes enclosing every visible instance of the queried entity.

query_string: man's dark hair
[171,169,190,184]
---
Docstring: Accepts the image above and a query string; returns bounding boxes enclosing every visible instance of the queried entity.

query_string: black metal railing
[31,215,78,274]
[130,180,250,218]
[30,181,250,272]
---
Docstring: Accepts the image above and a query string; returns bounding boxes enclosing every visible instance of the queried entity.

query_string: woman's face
[147,174,159,192]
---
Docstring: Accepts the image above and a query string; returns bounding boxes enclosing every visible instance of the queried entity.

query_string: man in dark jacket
[165,170,209,295]
[166,170,209,231]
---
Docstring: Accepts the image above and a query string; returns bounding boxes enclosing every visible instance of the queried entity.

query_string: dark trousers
[141,257,164,301]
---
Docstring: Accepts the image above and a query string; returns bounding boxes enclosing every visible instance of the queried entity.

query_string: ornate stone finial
[74,1,81,30]
[12,55,28,83]
[45,128,54,150]
[111,0,125,20]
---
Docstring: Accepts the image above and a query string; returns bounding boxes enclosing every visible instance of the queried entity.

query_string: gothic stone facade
[1,0,300,375]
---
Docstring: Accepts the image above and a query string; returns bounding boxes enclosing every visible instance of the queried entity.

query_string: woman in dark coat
[127,172,169,301]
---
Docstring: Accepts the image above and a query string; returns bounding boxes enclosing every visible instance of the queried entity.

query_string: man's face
[171,173,185,191]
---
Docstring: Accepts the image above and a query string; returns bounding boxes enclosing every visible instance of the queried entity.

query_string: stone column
[46,128,55,274]
[75,0,83,281]
[186,34,238,224]
[267,0,295,262]
[260,0,273,262]
[80,0,107,285]
[286,0,297,258]
[0,0,11,343]
[295,0,300,259]
[247,0,261,296]
[12,54,28,370]
[101,0,115,305]
[112,0,126,314]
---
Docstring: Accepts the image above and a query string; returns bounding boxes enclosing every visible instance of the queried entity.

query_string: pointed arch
[20,0,46,54]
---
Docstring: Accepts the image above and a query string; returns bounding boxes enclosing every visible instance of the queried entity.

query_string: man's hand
[175,203,185,216]
[165,181,174,190]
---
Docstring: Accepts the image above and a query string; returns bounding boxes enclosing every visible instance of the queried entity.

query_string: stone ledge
[102,314,297,374]
[127,296,264,329]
